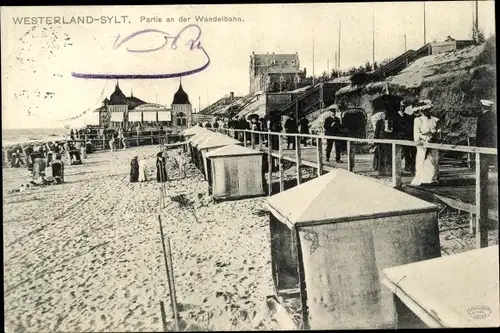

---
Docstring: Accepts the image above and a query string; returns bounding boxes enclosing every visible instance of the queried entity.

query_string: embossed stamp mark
[467,305,492,319]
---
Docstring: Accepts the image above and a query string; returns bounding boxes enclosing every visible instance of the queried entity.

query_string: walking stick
[157,215,180,331]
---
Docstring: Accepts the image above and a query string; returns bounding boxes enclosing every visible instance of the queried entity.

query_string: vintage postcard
[2,2,498,332]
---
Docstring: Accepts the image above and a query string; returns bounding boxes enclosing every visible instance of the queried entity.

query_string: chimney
[230,92,234,99]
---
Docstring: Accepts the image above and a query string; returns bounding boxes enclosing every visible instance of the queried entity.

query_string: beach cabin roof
[197,133,240,150]
[192,132,219,148]
[206,144,263,158]
[182,125,205,136]
[267,169,437,228]
[189,131,214,145]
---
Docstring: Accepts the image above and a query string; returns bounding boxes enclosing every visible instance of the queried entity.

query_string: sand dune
[3,146,289,332]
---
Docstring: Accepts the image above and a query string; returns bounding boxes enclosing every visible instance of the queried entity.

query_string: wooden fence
[211,127,497,249]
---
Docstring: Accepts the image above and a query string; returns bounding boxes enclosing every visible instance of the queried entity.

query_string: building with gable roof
[94,80,193,130]
[249,52,307,93]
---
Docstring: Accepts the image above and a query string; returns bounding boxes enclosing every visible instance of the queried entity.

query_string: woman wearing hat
[411,100,441,186]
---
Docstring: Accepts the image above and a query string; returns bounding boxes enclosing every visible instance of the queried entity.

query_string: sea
[2,128,70,147]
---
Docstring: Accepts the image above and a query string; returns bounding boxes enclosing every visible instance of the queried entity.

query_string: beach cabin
[267,169,441,330]
[205,144,265,200]
[182,125,205,141]
[188,130,215,166]
[197,134,242,180]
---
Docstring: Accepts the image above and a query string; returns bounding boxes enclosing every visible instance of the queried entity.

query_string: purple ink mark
[71,24,210,79]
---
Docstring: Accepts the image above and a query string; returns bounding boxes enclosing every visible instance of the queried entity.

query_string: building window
[176,112,187,127]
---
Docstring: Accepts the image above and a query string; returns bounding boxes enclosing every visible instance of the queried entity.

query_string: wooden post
[267,133,273,196]
[467,136,472,168]
[251,131,255,149]
[243,131,247,147]
[278,135,284,192]
[295,135,302,185]
[316,137,323,177]
[475,153,489,248]
[469,212,475,234]
[347,140,356,172]
[259,133,263,151]
[391,143,402,189]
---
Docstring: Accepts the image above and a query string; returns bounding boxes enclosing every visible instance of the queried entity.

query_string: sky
[1,1,496,129]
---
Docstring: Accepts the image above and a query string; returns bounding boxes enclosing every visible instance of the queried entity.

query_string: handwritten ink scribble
[302,230,320,255]
[71,24,210,80]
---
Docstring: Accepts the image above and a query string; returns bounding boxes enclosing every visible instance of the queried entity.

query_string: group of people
[129,149,187,183]
[371,98,496,186]
[226,114,311,151]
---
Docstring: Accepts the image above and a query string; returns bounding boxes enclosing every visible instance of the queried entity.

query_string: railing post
[467,136,473,168]
[267,133,272,196]
[259,133,263,151]
[278,134,284,192]
[251,131,255,149]
[316,137,323,177]
[391,143,402,189]
[243,131,247,147]
[347,140,356,172]
[295,135,302,185]
[475,153,489,248]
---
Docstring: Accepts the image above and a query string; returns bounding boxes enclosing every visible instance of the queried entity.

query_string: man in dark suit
[393,101,416,173]
[323,107,343,163]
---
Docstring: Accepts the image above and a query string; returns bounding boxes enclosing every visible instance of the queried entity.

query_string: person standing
[130,156,139,182]
[459,99,497,171]
[299,117,310,147]
[393,101,416,173]
[284,115,298,150]
[118,127,124,150]
[156,152,168,183]
[411,101,441,186]
[268,113,282,151]
[251,118,261,145]
[373,113,393,175]
[323,107,343,163]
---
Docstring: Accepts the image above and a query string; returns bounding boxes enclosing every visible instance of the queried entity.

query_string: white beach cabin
[206,144,265,200]
[182,125,205,141]
[188,130,215,167]
[267,169,441,330]
[197,134,242,180]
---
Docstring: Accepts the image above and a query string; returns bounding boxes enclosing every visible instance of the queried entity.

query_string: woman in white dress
[138,156,149,182]
[411,101,440,186]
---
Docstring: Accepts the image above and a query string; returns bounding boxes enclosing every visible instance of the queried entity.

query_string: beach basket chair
[51,161,65,184]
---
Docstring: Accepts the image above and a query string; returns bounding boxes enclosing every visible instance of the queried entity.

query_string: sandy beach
[3,146,288,332]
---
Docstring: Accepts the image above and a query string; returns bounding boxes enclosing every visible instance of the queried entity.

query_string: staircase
[372,44,432,79]
[275,83,337,118]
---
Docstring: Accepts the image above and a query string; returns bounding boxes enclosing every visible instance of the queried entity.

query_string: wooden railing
[211,127,497,249]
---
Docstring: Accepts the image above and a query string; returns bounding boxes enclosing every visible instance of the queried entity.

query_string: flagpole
[372,10,375,65]
[338,19,342,73]
[423,1,426,44]
[312,37,315,86]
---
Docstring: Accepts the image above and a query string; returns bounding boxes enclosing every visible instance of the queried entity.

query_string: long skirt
[138,161,148,182]
[156,163,168,182]
[411,147,438,185]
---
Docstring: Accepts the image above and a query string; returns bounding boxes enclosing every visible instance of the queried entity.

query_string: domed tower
[171,79,192,128]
